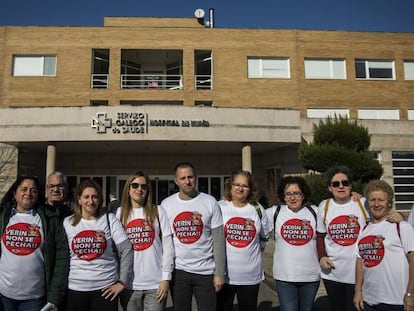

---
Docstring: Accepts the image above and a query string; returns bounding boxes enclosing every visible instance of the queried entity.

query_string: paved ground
[165,241,329,311]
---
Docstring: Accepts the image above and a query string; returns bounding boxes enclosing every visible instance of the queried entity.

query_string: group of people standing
[0,163,413,311]
[265,166,413,311]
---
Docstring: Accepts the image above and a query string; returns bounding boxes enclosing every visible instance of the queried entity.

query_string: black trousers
[216,283,260,311]
[323,279,355,311]
[66,289,118,311]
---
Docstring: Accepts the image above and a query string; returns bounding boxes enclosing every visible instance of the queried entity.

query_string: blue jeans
[275,280,320,311]
[171,269,216,311]
[120,289,165,311]
[1,295,45,311]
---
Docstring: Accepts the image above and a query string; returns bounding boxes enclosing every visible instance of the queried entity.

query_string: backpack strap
[323,199,330,225]
[324,199,369,225]
[156,212,162,240]
[356,199,370,224]
[272,205,281,239]
[254,203,262,220]
[254,203,269,243]
[106,212,120,259]
[305,205,317,221]
[273,205,281,229]
[397,222,401,240]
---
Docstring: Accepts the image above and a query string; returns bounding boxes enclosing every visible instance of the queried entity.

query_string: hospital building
[0,9,413,210]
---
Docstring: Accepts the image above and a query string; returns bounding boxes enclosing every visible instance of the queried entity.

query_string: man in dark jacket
[46,171,73,220]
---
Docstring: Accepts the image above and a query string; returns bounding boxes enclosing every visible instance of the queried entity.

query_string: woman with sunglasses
[63,179,133,311]
[217,170,270,311]
[265,176,320,311]
[117,171,174,311]
[316,165,369,311]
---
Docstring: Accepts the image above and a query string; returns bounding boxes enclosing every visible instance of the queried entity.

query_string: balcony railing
[91,74,213,90]
[121,74,183,90]
[91,74,109,89]
[195,75,213,90]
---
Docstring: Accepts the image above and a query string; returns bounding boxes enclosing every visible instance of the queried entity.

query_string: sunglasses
[331,180,351,188]
[130,183,148,190]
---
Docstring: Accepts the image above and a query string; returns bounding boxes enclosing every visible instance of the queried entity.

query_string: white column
[242,144,252,173]
[46,144,56,179]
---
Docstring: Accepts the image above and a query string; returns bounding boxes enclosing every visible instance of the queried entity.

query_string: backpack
[323,198,369,225]
[254,203,269,243]
[273,204,317,226]
[272,204,317,239]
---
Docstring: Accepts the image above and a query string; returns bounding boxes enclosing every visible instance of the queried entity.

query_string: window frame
[304,58,346,79]
[12,55,57,77]
[404,60,414,80]
[247,57,290,79]
[306,108,349,119]
[354,59,395,80]
[357,109,400,120]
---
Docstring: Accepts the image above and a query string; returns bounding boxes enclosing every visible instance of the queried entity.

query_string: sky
[1,0,414,33]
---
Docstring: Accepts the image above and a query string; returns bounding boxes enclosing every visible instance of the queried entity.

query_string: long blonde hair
[119,170,158,227]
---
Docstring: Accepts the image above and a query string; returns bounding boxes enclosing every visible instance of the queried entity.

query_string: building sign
[91,112,209,134]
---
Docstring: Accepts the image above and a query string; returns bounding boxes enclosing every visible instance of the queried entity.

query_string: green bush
[299,115,383,203]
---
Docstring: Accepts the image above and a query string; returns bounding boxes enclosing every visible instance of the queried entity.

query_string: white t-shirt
[357,220,414,305]
[116,205,174,290]
[408,204,414,227]
[316,198,368,284]
[219,200,270,285]
[266,205,320,282]
[0,212,45,299]
[161,192,223,275]
[63,213,128,291]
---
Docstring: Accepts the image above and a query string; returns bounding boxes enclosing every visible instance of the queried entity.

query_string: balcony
[91,74,109,88]
[195,75,212,90]
[120,74,183,90]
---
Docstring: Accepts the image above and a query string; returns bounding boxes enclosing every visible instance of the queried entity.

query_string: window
[12,55,56,76]
[393,151,414,210]
[304,59,346,79]
[306,108,349,118]
[248,57,290,78]
[195,101,213,107]
[91,49,109,88]
[358,109,399,120]
[408,110,414,120]
[355,59,395,80]
[90,100,109,106]
[404,61,414,80]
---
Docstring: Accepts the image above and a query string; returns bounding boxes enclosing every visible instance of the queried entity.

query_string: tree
[0,143,18,196]
[298,115,383,203]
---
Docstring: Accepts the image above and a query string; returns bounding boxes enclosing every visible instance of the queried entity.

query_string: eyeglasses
[331,180,351,188]
[47,183,64,189]
[130,183,148,190]
[232,183,250,189]
[284,191,303,198]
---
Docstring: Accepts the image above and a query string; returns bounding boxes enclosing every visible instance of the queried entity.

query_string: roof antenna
[194,8,215,28]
